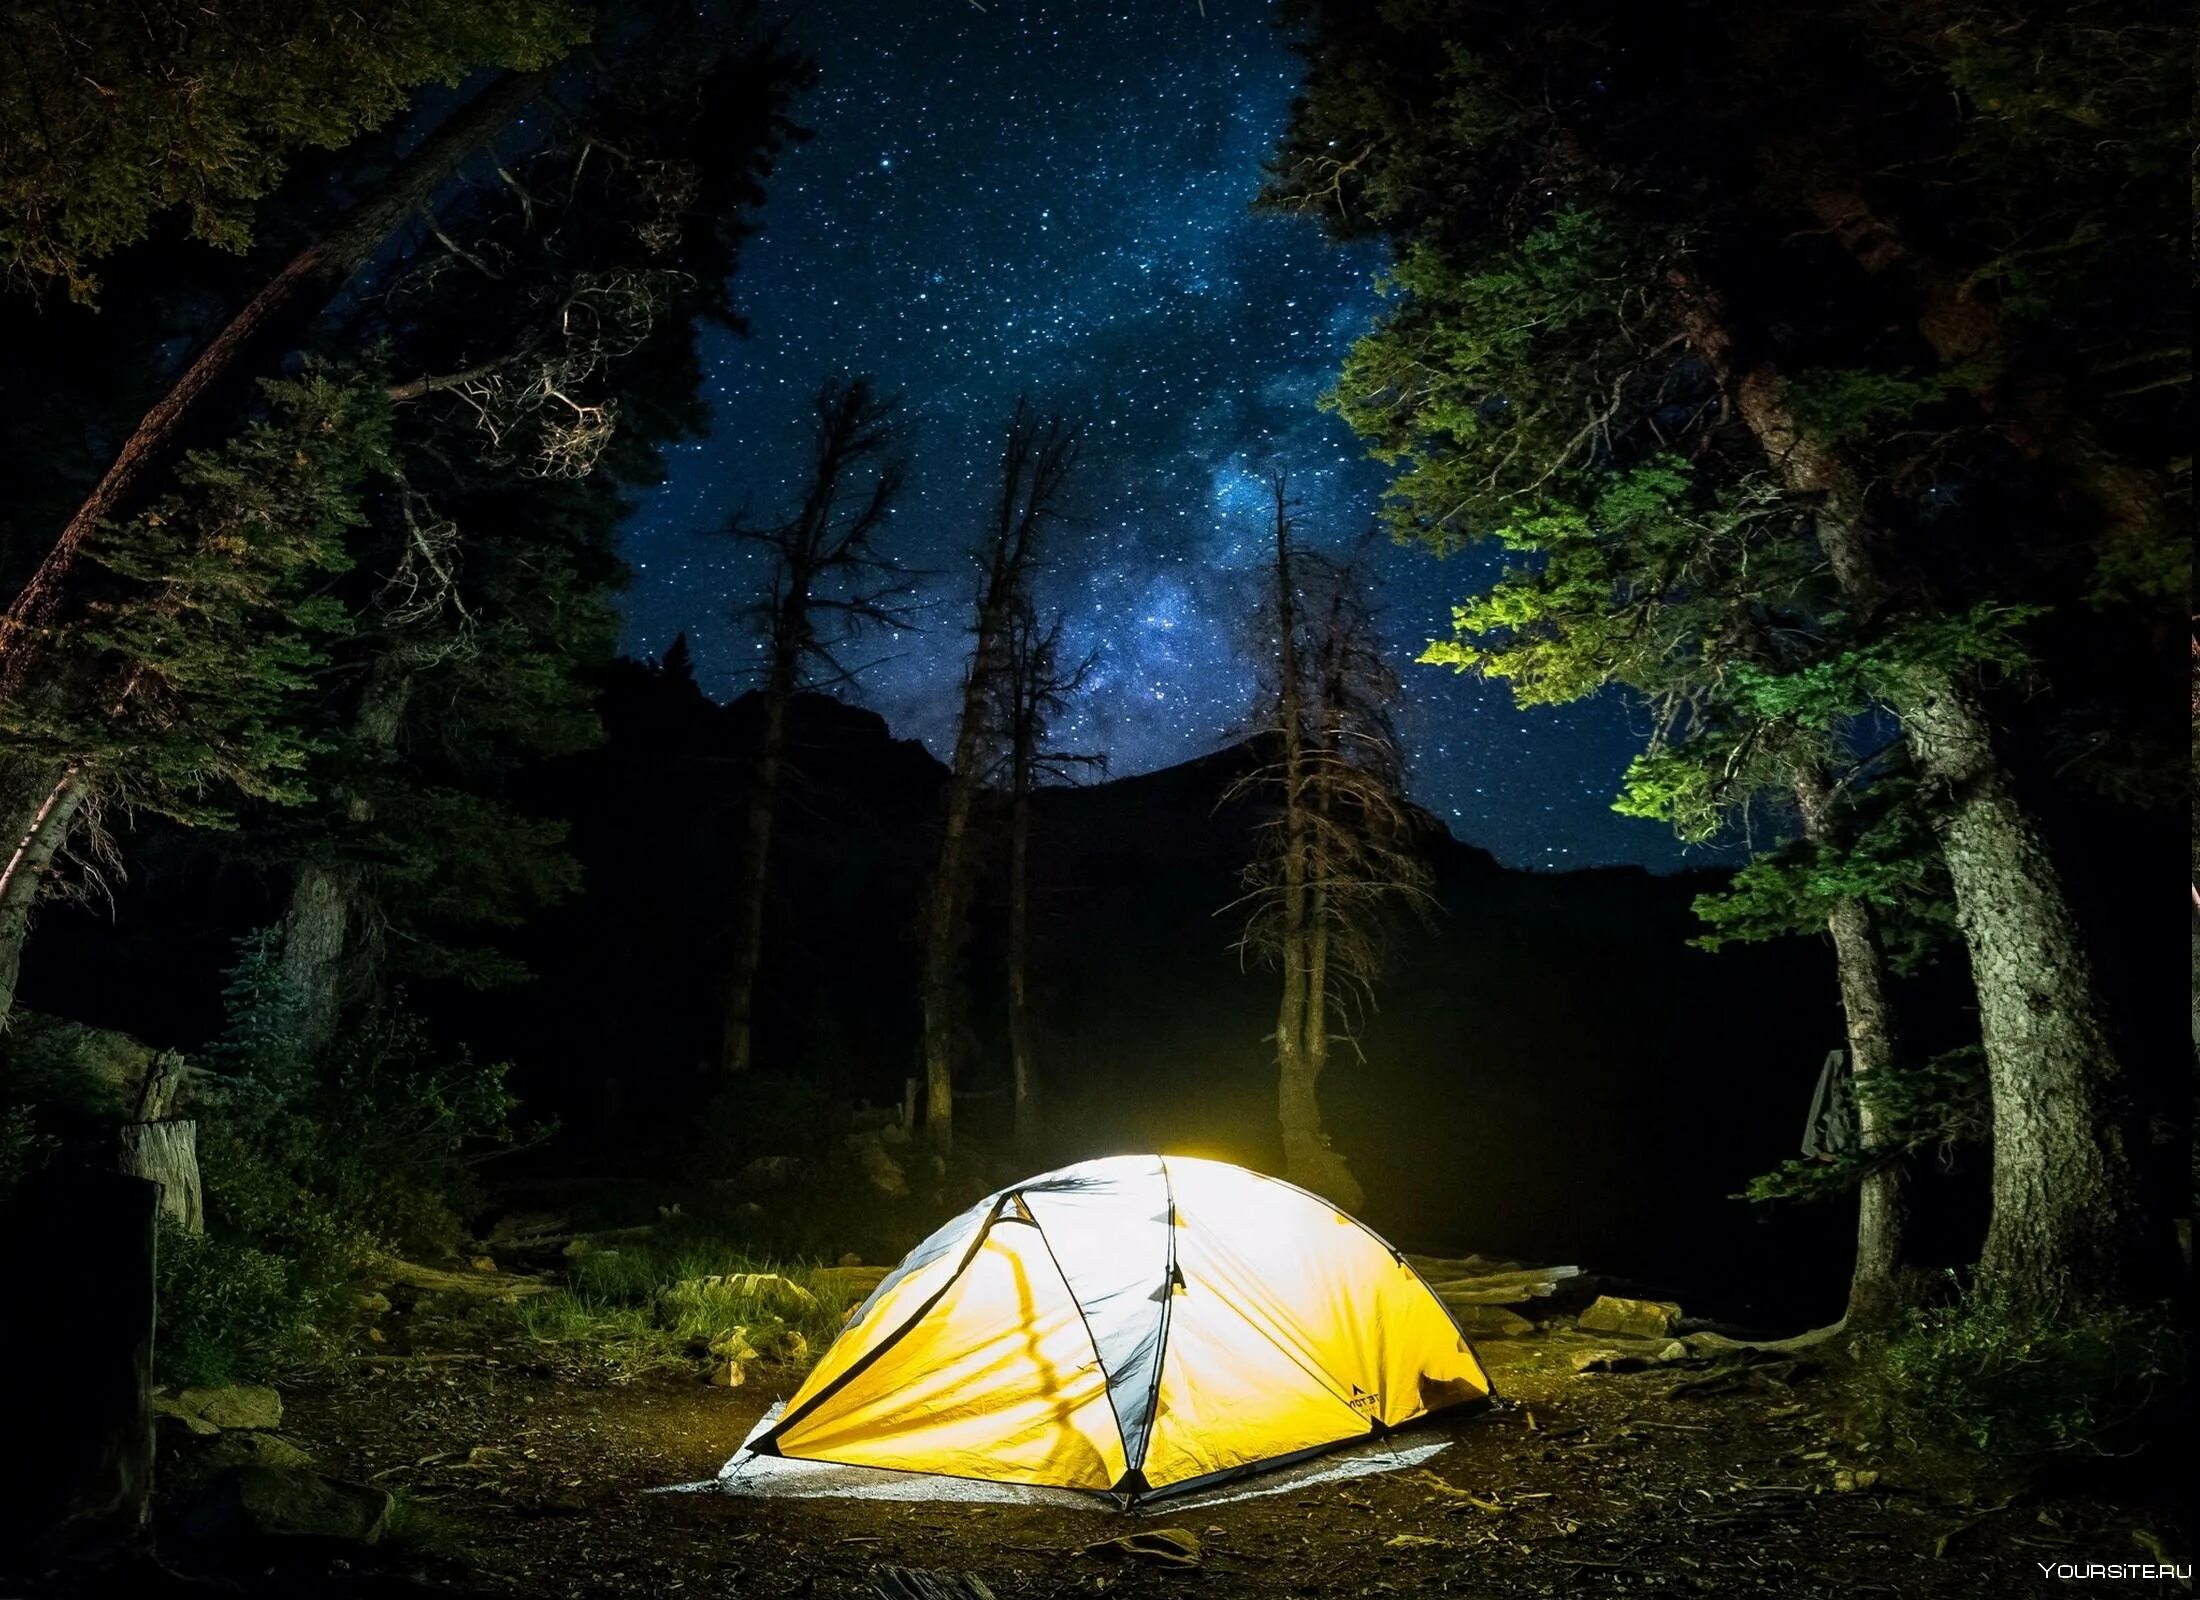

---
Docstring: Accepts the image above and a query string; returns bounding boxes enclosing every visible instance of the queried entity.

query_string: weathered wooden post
[113,1049,201,1233]
[0,1168,159,1558]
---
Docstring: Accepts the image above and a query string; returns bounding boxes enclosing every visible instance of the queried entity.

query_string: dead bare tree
[996,599,1102,1151]
[921,402,1079,1152]
[1228,478,1431,1210]
[717,375,910,1076]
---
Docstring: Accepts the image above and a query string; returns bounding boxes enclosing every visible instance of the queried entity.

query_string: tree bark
[116,1121,202,1235]
[921,653,994,1153]
[0,69,552,706]
[1266,485,1363,1205]
[280,654,413,1054]
[1734,360,2142,1312]
[0,757,90,1030]
[1791,764,1904,1326]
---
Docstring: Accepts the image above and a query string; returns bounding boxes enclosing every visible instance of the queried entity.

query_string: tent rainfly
[748,1155,1493,1503]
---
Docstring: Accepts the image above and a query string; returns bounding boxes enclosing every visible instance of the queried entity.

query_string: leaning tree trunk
[1792,765,1905,1327]
[722,675,792,1076]
[0,756,91,1030]
[1007,787,1038,1152]
[0,69,553,707]
[1736,362,2142,1313]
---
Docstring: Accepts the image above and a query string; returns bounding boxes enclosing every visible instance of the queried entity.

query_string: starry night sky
[619,0,1698,871]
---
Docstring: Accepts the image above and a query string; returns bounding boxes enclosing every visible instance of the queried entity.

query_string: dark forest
[0,1,2189,1596]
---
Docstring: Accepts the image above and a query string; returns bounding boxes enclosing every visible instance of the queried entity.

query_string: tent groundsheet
[681,1402,1455,1512]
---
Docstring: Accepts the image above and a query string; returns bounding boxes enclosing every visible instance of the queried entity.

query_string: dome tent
[748,1155,1492,1503]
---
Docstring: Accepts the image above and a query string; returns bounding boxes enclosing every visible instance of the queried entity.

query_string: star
[616,0,1701,871]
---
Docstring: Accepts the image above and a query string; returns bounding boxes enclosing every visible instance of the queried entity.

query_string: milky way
[619,0,1701,871]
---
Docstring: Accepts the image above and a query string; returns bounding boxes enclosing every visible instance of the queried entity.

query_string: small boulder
[173,1384,283,1431]
[770,1328,808,1363]
[153,1396,221,1438]
[838,1252,865,1268]
[1577,1295,1681,1340]
[469,1254,498,1274]
[706,1359,747,1388]
[353,1290,391,1315]
[846,1134,910,1197]
[183,1466,391,1545]
[199,1432,316,1473]
[707,1327,761,1364]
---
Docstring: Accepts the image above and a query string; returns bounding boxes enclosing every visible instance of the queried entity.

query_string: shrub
[1867,1280,2185,1456]
[155,1220,332,1386]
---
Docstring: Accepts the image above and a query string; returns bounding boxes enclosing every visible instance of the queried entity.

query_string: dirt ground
[224,1301,2185,1600]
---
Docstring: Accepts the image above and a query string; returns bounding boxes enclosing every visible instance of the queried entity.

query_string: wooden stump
[116,1119,202,1234]
[0,1169,159,1559]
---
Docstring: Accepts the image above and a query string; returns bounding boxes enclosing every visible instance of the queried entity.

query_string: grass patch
[516,1224,862,1380]
[1865,1282,2185,1456]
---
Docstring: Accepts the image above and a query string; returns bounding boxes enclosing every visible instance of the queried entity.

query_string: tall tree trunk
[0,69,552,706]
[1007,787,1036,1151]
[1735,362,2142,1312]
[1792,764,1905,1326]
[723,672,792,1076]
[280,656,413,1054]
[1268,485,1343,1199]
[0,756,90,1030]
[922,614,1006,1153]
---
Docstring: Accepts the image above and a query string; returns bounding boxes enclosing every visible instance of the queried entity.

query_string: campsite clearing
[234,1308,2176,1598]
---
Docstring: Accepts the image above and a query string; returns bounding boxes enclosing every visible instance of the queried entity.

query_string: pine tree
[1229,478,1429,1210]
[0,367,392,1021]
[1266,0,2181,1312]
[921,403,1079,1152]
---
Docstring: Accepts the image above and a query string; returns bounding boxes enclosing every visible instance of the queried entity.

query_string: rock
[738,1154,804,1188]
[847,1133,910,1197]
[173,1384,283,1431]
[1385,1533,1448,1550]
[182,1466,391,1545]
[353,1290,391,1315]
[1832,1466,1880,1493]
[469,1254,498,1273]
[1573,1337,1692,1373]
[200,1432,315,1472]
[1450,1305,1535,1337]
[771,1328,808,1363]
[153,1397,220,1438]
[838,1252,865,1267]
[1577,1295,1681,1339]
[707,1359,747,1388]
[707,1327,761,1364]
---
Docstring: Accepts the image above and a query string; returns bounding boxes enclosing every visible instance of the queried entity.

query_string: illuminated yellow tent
[750,1155,1492,1503]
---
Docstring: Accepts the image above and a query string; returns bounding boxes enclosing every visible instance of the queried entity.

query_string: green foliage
[1781,367,1977,446]
[2,366,394,828]
[1724,605,2047,731]
[1691,792,1957,973]
[1866,1281,2185,1454]
[154,1219,331,1386]
[1327,212,1636,554]
[0,0,586,301]
[1742,1047,1988,1204]
[163,929,525,1382]
[517,1229,858,1381]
